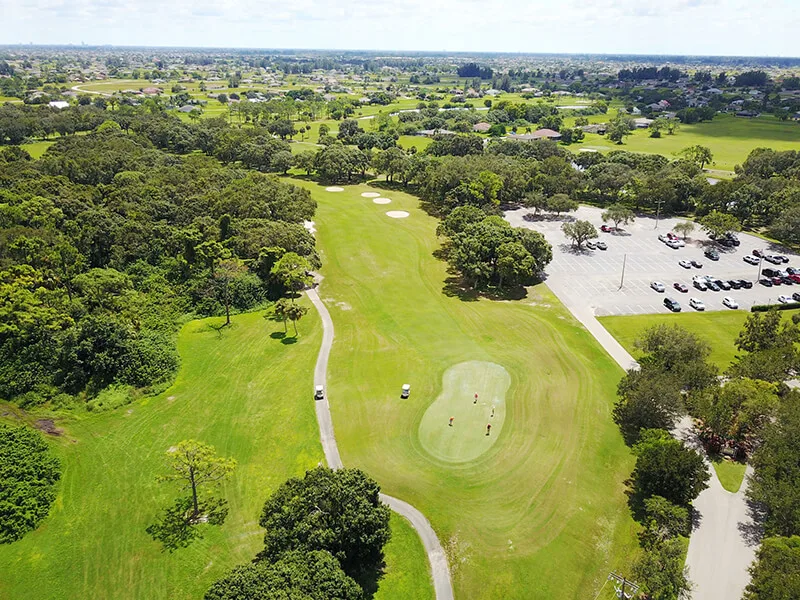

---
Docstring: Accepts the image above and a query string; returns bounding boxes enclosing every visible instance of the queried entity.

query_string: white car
[586,241,597,249]
[666,240,681,249]
[672,238,686,247]
[778,295,793,304]
[678,260,692,269]
[651,281,666,292]
[689,297,706,311]
[722,296,739,309]
[743,255,760,265]
[658,234,668,243]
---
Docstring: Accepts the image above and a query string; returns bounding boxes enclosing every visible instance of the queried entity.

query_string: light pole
[756,255,764,282]
[619,253,627,290]
[654,198,664,230]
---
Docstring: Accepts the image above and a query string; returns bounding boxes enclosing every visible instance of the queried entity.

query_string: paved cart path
[307,287,454,600]
[557,289,759,600]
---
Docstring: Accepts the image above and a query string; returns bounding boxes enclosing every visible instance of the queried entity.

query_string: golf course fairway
[294,179,639,600]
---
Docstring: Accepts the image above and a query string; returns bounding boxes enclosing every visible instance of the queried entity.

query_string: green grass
[20,140,55,159]
[398,135,433,152]
[376,514,435,600]
[575,113,800,172]
[598,309,800,371]
[710,457,747,493]
[293,179,639,599]
[599,311,750,370]
[0,309,432,600]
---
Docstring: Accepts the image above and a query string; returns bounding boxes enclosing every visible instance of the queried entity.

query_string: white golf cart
[314,385,324,400]
[401,384,411,399]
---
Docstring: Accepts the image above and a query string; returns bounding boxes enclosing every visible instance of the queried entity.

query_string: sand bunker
[386,210,409,218]
[373,198,392,205]
[325,186,344,192]
[361,192,381,198]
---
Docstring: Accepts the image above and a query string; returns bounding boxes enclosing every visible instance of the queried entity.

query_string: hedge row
[751,302,800,312]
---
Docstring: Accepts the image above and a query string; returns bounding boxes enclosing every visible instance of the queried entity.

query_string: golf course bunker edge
[418,361,510,463]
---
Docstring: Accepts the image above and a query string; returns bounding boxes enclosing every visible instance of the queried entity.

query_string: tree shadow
[690,505,704,532]
[442,276,480,302]
[270,331,287,339]
[559,243,592,255]
[366,180,408,193]
[205,320,233,337]
[281,336,298,345]
[738,498,766,548]
[354,561,387,600]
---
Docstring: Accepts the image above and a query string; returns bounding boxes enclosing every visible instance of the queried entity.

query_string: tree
[561,220,598,249]
[147,440,236,551]
[285,302,309,336]
[613,368,683,445]
[748,399,800,537]
[680,145,714,170]
[699,210,741,240]
[649,117,668,138]
[601,203,635,230]
[606,115,634,144]
[522,191,548,217]
[270,150,293,174]
[632,537,693,600]
[258,467,391,580]
[744,536,800,600]
[632,429,710,507]
[270,252,312,300]
[272,298,291,333]
[672,221,695,240]
[546,193,579,217]
[205,550,364,600]
[768,205,800,245]
[496,241,535,289]
[214,259,247,327]
[735,310,800,353]
[698,378,779,444]
[639,495,689,549]
[0,424,61,543]
[294,150,316,175]
[634,324,716,391]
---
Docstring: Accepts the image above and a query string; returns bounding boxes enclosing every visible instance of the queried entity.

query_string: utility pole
[608,572,639,600]
[654,198,664,230]
[757,255,764,281]
[619,253,627,290]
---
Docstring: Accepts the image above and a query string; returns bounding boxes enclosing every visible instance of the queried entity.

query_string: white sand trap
[303,220,316,234]
[373,197,392,205]
[386,210,409,218]
[361,192,381,198]
[325,186,344,192]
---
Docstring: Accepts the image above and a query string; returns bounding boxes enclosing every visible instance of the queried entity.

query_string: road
[557,291,759,600]
[306,287,455,600]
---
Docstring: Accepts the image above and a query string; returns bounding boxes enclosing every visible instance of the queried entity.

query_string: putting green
[418,361,509,463]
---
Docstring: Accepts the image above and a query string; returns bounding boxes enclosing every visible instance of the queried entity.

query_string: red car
[673,282,689,293]
[754,249,764,257]
[601,224,613,232]
[772,277,783,285]
[791,274,800,284]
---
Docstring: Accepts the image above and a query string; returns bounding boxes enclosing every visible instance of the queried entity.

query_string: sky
[3,0,800,57]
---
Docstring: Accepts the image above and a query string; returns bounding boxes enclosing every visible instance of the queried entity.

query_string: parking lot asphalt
[505,206,799,316]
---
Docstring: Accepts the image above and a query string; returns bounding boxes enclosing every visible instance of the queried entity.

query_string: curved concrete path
[564,298,759,600]
[306,287,454,600]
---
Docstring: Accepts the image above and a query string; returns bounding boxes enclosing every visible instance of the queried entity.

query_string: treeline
[610,316,800,599]
[618,66,685,82]
[0,131,317,409]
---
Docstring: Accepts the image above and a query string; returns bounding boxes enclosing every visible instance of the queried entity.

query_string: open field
[576,113,800,171]
[0,309,432,600]
[598,311,749,370]
[20,140,55,159]
[293,179,639,600]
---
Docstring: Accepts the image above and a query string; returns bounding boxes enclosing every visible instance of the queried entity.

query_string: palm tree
[272,298,291,333]
[285,303,309,336]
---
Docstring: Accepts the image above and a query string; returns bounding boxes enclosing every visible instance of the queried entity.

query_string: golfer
[449,416,454,426]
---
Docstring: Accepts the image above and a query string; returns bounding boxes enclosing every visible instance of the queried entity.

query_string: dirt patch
[34,419,62,436]
[167,395,176,402]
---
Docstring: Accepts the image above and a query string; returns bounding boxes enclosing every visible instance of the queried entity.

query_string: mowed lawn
[295,180,639,600]
[0,309,432,600]
[576,113,800,172]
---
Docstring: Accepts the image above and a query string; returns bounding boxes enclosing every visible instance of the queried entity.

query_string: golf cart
[314,385,324,400]
[401,384,411,399]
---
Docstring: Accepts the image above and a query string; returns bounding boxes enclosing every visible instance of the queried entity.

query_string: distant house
[506,128,562,141]
[581,123,607,135]
[633,118,654,128]
[178,105,200,113]
[417,129,455,137]
[142,87,162,95]
[473,122,491,132]
[48,100,70,109]
[735,110,760,118]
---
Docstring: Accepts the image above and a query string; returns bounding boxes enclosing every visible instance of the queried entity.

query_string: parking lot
[505,205,800,316]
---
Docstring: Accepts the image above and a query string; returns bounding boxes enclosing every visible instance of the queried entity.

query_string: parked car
[722,296,739,309]
[790,274,800,284]
[726,233,741,246]
[787,267,800,275]
[754,249,764,257]
[793,292,800,302]
[664,297,682,312]
[765,255,783,264]
[601,224,613,232]
[772,277,783,286]
[781,276,795,285]
[679,260,692,269]
[704,249,720,260]
[689,297,706,311]
[738,279,754,289]
[778,295,793,304]
[596,241,607,250]
[650,281,665,292]
[674,282,689,293]
[691,260,703,268]
[706,281,720,291]
[728,279,742,289]
[775,254,790,263]
[762,268,780,278]
[693,280,708,291]
[667,239,681,249]
[586,241,596,249]
[667,232,678,240]
[658,234,668,243]
[759,278,774,287]
[714,279,731,290]
[743,255,760,265]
